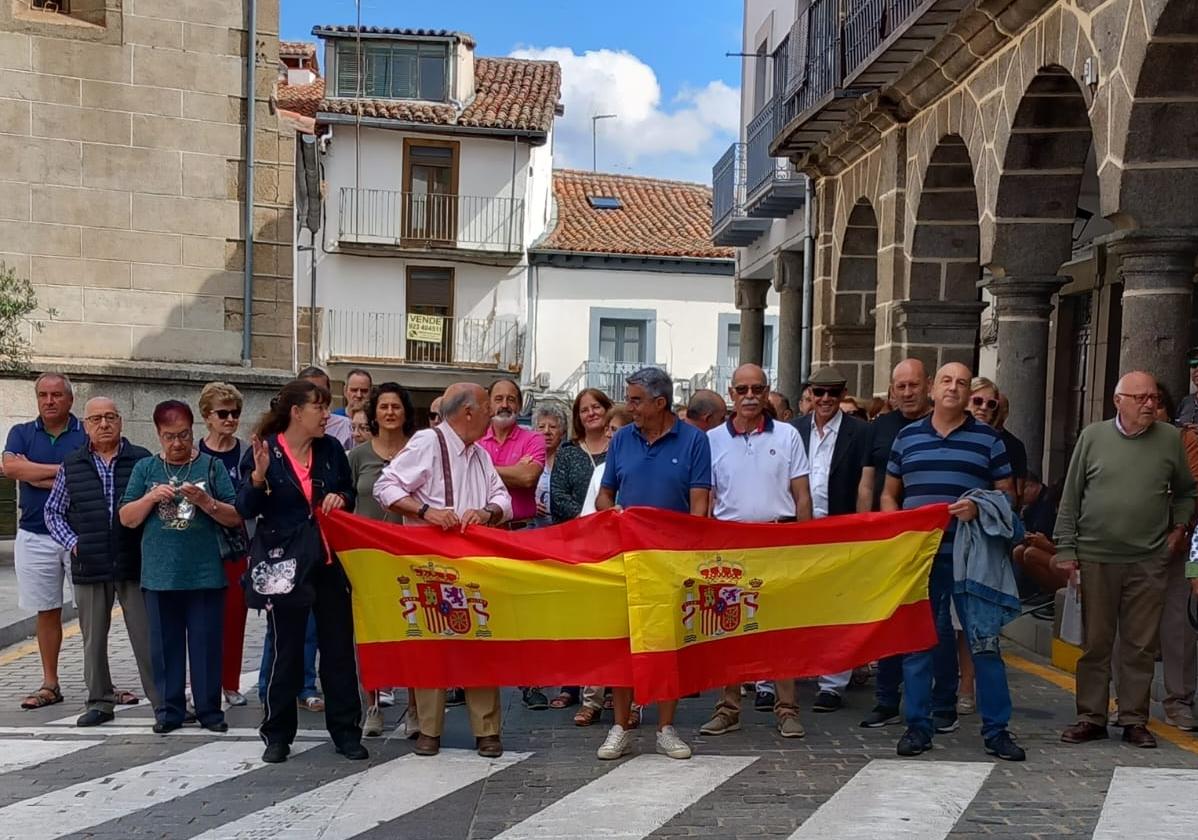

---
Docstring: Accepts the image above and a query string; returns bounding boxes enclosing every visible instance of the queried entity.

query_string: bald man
[882,362,1022,761]
[685,389,727,432]
[1056,371,1197,749]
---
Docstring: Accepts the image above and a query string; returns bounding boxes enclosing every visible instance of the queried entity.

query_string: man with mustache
[477,378,548,707]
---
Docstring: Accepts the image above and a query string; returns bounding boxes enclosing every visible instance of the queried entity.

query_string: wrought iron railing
[746,99,797,198]
[323,310,522,370]
[712,142,748,230]
[338,188,525,252]
[691,364,778,397]
[560,361,667,403]
[843,0,923,74]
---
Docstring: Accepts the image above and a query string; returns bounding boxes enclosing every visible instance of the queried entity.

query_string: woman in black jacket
[235,380,365,764]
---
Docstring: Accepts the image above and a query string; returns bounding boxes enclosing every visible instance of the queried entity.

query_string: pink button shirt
[479,424,546,521]
[373,422,512,524]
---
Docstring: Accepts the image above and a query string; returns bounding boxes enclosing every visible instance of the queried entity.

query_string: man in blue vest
[3,373,88,710]
[44,397,158,726]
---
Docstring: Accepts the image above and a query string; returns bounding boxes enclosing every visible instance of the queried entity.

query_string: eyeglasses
[970,396,999,411]
[1116,392,1161,405]
[84,413,120,425]
[160,430,193,443]
[732,384,767,396]
[810,387,842,398]
[210,409,241,420]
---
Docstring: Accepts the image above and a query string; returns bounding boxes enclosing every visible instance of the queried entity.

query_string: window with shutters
[335,40,449,101]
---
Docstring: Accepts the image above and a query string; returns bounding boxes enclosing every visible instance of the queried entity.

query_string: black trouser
[260,559,362,747]
[144,587,224,727]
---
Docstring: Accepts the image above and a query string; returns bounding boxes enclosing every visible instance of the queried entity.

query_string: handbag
[244,516,322,610]
[207,456,249,563]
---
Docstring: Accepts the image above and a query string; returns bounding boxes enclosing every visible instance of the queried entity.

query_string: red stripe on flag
[356,638,634,692]
[629,600,937,704]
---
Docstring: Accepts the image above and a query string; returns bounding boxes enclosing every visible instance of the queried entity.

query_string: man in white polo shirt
[700,363,813,739]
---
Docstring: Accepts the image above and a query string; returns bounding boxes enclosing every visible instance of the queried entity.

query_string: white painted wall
[532,265,780,388]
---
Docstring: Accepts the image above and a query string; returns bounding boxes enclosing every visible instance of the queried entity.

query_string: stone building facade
[0,0,294,443]
[730,0,1197,480]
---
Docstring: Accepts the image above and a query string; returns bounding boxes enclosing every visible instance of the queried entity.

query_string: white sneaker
[363,705,384,738]
[378,690,395,708]
[596,724,634,760]
[655,725,692,759]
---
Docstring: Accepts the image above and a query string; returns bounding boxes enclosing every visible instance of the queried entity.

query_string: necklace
[373,437,406,462]
[583,437,607,468]
[162,456,195,484]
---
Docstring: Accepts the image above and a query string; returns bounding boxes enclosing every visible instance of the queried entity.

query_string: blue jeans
[878,567,959,715]
[259,611,318,701]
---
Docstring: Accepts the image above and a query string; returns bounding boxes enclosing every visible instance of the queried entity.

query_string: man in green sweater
[1055,371,1197,749]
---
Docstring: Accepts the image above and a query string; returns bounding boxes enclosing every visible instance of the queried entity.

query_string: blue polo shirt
[601,417,712,514]
[4,415,88,534]
[887,413,1011,561]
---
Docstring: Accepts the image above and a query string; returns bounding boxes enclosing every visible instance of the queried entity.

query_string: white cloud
[508,46,740,183]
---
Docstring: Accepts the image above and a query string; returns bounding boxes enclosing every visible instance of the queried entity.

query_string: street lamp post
[592,114,617,171]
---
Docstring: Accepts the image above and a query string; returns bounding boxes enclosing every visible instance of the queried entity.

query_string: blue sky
[281,0,745,183]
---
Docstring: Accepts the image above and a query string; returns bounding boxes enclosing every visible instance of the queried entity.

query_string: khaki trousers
[1076,557,1169,726]
[76,580,160,713]
[1159,558,1197,719]
[719,679,797,714]
[415,687,500,738]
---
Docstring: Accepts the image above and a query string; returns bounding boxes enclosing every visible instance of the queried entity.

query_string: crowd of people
[3,353,1196,765]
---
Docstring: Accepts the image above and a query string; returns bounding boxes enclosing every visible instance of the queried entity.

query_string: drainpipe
[524,262,537,388]
[800,174,815,383]
[241,0,257,365]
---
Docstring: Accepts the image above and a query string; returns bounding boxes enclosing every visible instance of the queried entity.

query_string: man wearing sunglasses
[701,364,812,740]
[1056,370,1197,749]
[794,367,871,714]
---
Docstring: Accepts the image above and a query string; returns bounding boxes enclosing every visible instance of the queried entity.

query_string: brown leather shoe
[476,735,503,758]
[1121,724,1157,748]
[413,733,440,756]
[1061,721,1109,743]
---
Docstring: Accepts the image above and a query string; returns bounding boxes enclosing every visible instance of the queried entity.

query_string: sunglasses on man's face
[810,387,842,398]
[211,409,241,420]
[732,384,767,396]
[970,396,999,411]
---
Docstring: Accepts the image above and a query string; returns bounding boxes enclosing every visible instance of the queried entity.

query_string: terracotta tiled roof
[276,77,325,120]
[536,170,734,260]
[318,57,561,135]
[280,41,317,60]
[311,25,476,49]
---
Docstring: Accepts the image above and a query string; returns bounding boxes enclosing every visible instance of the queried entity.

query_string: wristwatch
[417,503,430,520]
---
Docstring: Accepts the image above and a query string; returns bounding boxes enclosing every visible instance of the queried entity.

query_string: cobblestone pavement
[0,612,1195,840]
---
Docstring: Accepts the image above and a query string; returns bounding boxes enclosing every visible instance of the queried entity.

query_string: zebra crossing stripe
[0,724,327,739]
[1092,767,1198,840]
[47,670,263,726]
[190,749,531,840]
[0,738,102,774]
[492,754,758,840]
[786,760,992,839]
[0,739,317,840]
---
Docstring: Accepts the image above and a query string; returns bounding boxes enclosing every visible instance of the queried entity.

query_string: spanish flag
[321,505,948,704]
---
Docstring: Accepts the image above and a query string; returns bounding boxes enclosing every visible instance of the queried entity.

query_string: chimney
[453,39,475,103]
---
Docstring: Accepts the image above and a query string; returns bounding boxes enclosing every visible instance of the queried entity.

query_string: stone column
[988,275,1066,477]
[735,276,771,367]
[774,250,804,401]
[1104,230,1198,404]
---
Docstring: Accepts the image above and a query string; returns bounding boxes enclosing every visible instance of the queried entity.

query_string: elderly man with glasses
[1056,371,1198,749]
[43,398,159,726]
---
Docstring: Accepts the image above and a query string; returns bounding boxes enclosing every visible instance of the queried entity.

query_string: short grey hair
[34,372,73,397]
[533,401,568,432]
[626,366,673,403]
[441,387,479,419]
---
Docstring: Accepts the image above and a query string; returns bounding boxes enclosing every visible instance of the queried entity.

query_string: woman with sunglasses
[236,379,365,764]
[198,381,251,708]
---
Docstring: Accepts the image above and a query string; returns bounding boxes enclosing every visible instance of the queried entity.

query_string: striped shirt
[887,414,1011,559]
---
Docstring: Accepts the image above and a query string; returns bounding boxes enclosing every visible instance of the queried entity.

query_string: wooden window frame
[401,138,460,247]
[404,266,455,364]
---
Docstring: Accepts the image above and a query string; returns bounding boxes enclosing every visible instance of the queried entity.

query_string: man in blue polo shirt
[3,372,88,710]
[596,366,711,762]
[882,361,1023,761]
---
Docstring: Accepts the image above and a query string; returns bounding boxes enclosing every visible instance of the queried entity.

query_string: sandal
[627,706,641,730]
[602,693,614,711]
[20,685,63,710]
[573,705,601,726]
[299,696,325,712]
[549,691,578,710]
[115,690,140,706]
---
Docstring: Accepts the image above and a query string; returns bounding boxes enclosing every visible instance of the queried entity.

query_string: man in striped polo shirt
[882,362,1023,761]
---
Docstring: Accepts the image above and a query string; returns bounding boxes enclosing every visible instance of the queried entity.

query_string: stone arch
[988,65,1094,277]
[898,134,985,373]
[828,198,879,397]
[1108,0,1198,228]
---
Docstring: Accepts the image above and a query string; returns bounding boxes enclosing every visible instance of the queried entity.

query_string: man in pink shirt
[478,379,546,525]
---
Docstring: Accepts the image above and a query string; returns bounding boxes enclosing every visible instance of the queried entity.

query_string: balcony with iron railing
[711,142,771,247]
[690,364,778,399]
[323,309,522,371]
[771,0,968,161]
[744,97,806,219]
[560,361,667,403]
[336,188,526,255]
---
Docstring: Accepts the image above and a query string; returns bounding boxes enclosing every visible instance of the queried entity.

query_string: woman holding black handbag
[236,379,366,764]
